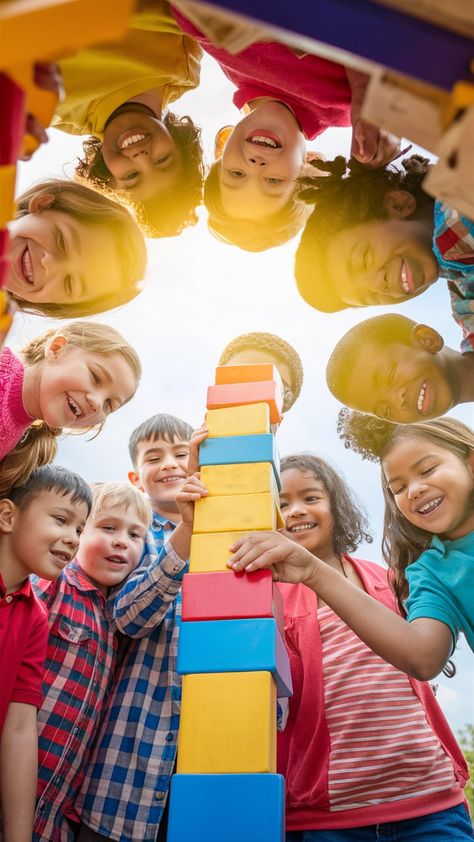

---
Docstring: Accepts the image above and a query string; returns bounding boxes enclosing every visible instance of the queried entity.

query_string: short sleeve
[10,608,49,709]
[405,563,459,652]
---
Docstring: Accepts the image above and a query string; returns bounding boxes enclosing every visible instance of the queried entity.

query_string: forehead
[28,487,88,514]
[91,500,146,524]
[280,468,327,492]
[382,438,448,476]
[337,340,407,411]
[136,436,189,456]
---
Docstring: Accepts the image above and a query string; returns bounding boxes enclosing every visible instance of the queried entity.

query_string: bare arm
[0,702,38,842]
[229,531,453,680]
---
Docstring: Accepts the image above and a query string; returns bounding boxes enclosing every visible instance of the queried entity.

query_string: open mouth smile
[287,522,317,533]
[51,550,71,565]
[400,259,414,294]
[106,555,127,565]
[417,381,429,414]
[66,394,84,419]
[245,131,282,149]
[118,131,149,150]
[415,496,443,515]
[21,247,34,284]
[158,476,184,484]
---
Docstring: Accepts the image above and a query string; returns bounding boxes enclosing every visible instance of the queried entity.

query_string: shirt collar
[64,559,105,595]
[0,572,33,600]
[430,532,474,553]
[152,510,177,530]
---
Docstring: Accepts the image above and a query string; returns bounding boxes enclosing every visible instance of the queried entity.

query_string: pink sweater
[0,346,32,461]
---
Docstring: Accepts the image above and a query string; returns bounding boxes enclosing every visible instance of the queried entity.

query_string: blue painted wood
[199,433,280,489]
[168,773,285,842]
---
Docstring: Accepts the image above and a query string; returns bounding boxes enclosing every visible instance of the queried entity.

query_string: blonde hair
[91,481,152,530]
[0,321,141,495]
[10,179,147,318]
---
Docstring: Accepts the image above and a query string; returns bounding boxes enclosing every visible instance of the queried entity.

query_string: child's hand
[351,119,401,168]
[176,474,208,527]
[20,62,64,162]
[227,530,317,585]
[186,423,208,476]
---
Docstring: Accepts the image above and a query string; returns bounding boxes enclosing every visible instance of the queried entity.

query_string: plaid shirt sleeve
[433,201,474,354]
[111,530,188,638]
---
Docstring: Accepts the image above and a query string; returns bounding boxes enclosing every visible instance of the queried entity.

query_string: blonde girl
[0,321,141,494]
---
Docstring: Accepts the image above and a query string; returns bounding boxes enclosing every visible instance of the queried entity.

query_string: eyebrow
[386,454,438,485]
[64,221,81,255]
[280,485,325,496]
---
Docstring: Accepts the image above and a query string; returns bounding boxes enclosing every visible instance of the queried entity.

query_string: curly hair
[76,113,204,238]
[280,453,372,556]
[204,160,311,252]
[294,154,432,312]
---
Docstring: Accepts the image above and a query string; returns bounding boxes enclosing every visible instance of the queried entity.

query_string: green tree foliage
[458,725,474,817]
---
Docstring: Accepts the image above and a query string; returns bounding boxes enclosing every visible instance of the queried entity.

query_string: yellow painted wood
[177,672,276,773]
[206,403,270,437]
[189,531,250,573]
[0,166,16,227]
[201,462,277,497]
[194,492,277,534]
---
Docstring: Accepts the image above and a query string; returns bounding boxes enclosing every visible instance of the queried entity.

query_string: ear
[214,126,234,159]
[28,192,56,214]
[383,189,417,219]
[45,334,68,361]
[301,151,329,178]
[0,499,17,534]
[128,471,145,492]
[410,323,444,354]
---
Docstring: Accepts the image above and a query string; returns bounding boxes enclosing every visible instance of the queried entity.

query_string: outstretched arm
[0,702,38,842]
[228,531,453,680]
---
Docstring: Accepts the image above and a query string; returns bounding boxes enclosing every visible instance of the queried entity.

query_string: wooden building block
[206,403,270,438]
[193,492,278,534]
[207,381,283,424]
[177,618,293,697]
[182,570,284,631]
[177,671,276,773]
[168,774,285,842]
[215,362,283,393]
[200,462,277,497]
[0,165,16,228]
[199,434,280,488]
[189,531,253,573]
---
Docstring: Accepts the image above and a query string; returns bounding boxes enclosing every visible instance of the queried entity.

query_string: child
[76,414,207,842]
[294,154,474,357]
[0,320,141,495]
[7,179,146,318]
[325,313,474,424]
[218,331,304,412]
[229,418,474,682]
[53,0,203,238]
[33,481,152,842]
[173,6,400,251]
[273,454,472,838]
[0,464,91,842]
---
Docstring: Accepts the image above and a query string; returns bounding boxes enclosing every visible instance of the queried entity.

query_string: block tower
[167,362,292,842]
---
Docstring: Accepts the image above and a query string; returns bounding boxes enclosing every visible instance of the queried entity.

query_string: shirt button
[165,733,173,742]
[5,596,12,603]
[155,791,166,801]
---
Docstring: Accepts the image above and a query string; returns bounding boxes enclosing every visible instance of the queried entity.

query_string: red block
[182,569,284,632]
[0,73,25,165]
[207,381,283,425]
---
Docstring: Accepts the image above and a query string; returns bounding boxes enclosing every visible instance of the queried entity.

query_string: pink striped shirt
[319,605,459,812]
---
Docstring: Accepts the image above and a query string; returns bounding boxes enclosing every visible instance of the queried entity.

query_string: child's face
[8,209,122,307]
[130,436,190,513]
[335,337,455,423]
[31,338,137,429]
[11,489,88,580]
[78,501,147,593]
[383,438,474,540]
[323,218,439,308]
[279,469,335,560]
[102,109,181,201]
[219,102,307,220]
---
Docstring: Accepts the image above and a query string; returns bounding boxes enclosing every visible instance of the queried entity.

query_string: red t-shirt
[0,573,49,735]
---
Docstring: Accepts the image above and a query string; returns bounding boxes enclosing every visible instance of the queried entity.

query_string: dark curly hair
[280,453,372,556]
[75,113,204,238]
[294,154,432,312]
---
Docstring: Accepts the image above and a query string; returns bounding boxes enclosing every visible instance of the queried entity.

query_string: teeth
[160,477,182,483]
[120,133,146,149]
[248,135,279,148]
[290,523,315,533]
[400,262,410,293]
[417,382,427,412]
[22,249,34,283]
[418,497,443,514]
[67,396,82,417]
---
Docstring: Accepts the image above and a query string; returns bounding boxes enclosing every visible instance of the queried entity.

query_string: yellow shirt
[53,0,202,137]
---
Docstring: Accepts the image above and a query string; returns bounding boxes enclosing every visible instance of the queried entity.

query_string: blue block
[199,434,280,489]
[168,773,285,842]
[177,618,292,698]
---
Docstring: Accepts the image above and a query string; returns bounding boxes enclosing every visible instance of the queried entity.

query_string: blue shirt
[406,531,474,654]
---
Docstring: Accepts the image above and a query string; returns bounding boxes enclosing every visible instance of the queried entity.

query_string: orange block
[215,363,283,393]
[207,381,283,425]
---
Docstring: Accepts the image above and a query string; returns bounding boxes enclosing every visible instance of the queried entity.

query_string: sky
[10,53,473,734]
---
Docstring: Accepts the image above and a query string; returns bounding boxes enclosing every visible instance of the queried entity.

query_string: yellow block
[201,462,277,497]
[177,672,276,773]
[194,492,277,534]
[0,165,16,228]
[206,403,270,437]
[189,531,249,573]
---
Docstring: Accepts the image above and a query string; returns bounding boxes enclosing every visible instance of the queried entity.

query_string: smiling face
[7,209,122,307]
[219,101,307,220]
[383,438,474,540]
[77,500,146,594]
[11,489,88,581]
[102,108,182,201]
[326,217,439,308]
[130,436,190,515]
[279,468,336,560]
[24,338,137,429]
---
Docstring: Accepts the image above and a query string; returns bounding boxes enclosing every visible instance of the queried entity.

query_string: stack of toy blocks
[168,363,292,842]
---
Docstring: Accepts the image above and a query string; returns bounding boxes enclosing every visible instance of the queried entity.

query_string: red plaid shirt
[32,561,119,842]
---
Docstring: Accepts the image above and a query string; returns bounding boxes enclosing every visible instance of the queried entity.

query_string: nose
[129,147,149,159]
[161,453,179,469]
[247,154,267,166]
[112,531,128,549]
[408,478,427,500]
[63,528,79,550]
[286,500,307,518]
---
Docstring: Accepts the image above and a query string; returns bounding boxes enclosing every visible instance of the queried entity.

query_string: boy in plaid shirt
[76,414,207,842]
[33,481,152,842]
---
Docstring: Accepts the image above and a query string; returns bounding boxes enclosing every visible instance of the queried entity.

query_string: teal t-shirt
[405,531,474,654]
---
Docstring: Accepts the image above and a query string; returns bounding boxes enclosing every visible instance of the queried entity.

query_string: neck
[153,503,182,524]
[313,547,342,571]
[21,363,42,419]
[127,88,163,118]
[0,543,29,594]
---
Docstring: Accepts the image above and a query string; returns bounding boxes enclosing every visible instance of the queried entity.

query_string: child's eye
[154,155,172,168]
[305,496,321,503]
[123,170,140,182]
[176,452,189,458]
[90,369,100,385]
[387,366,395,386]
[56,229,67,254]
[54,515,66,524]
[102,525,115,532]
[229,169,245,178]
[421,466,435,476]
[279,501,288,509]
[392,485,405,496]
[64,275,73,297]
[147,457,160,463]
[265,177,283,185]
[130,531,143,540]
